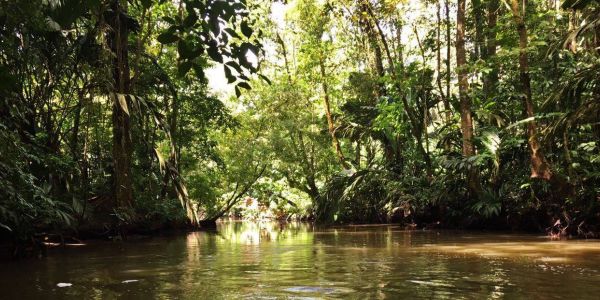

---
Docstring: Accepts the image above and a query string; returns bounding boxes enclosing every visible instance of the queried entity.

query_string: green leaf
[225,61,242,73]
[178,40,196,59]
[140,0,152,9]
[115,93,129,116]
[187,0,205,11]
[193,63,205,80]
[0,65,18,95]
[241,20,252,38]
[178,61,193,77]
[183,11,198,27]
[154,148,166,174]
[0,223,11,232]
[157,32,179,44]
[224,66,236,83]
[237,82,251,90]
[235,86,241,97]
[212,1,234,18]
[224,28,240,39]
[162,16,176,24]
[207,40,223,63]
[258,74,271,85]
[209,15,221,36]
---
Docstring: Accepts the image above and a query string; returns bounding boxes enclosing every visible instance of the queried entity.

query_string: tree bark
[472,0,485,59]
[437,1,452,126]
[457,0,475,158]
[319,55,349,169]
[436,2,445,104]
[445,0,451,105]
[568,10,578,53]
[483,0,499,99]
[286,129,321,202]
[457,0,481,195]
[509,0,553,180]
[109,0,134,209]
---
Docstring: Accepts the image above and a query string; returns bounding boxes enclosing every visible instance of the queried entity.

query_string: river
[1,221,600,299]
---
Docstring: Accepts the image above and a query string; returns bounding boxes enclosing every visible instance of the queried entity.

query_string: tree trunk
[109,0,134,209]
[568,10,578,53]
[483,0,499,99]
[71,89,84,162]
[355,139,361,169]
[436,2,445,103]
[472,0,485,59]
[457,0,475,158]
[445,0,452,120]
[319,55,349,169]
[437,1,452,128]
[294,130,321,202]
[509,0,553,180]
[457,0,481,194]
[358,0,400,170]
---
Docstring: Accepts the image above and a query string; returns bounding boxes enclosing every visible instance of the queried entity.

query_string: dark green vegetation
[0,0,264,254]
[1,0,600,257]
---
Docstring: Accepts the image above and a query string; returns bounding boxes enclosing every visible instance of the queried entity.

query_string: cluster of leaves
[0,123,72,238]
[156,0,266,96]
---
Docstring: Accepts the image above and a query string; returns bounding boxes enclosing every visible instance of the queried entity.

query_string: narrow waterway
[2,222,600,299]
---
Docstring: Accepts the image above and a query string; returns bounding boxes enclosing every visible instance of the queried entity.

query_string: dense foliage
[234,0,600,235]
[0,0,263,242]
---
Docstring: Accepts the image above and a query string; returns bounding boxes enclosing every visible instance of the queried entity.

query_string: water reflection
[422,237,600,263]
[1,223,600,299]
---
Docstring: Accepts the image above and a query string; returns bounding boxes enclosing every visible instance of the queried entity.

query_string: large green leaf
[237,82,251,90]
[183,11,198,27]
[224,65,236,83]
[140,0,152,9]
[115,93,129,116]
[241,20,253,38]
[207,40,223,63]
[178,61,193,77]
[193,63,205,80]
[157,32,179,44]
[177,40,196,59]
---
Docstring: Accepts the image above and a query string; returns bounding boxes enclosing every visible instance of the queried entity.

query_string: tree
[506,0,553,180]
[456,0,481,196]
[108,0,134,210]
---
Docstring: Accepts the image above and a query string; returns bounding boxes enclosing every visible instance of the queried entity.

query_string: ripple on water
[284,286,355,295]
[3,222,600,300]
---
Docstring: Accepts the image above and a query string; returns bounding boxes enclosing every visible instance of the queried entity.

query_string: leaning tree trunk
[358,0,399,170]
[509,0,553,181]
[109,0,134,209]
[319,55,349,170]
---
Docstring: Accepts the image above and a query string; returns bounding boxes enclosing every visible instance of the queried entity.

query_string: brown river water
[1,221,600,299]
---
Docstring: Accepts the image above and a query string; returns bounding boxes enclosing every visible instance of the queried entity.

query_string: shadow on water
[1,221,600,299]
